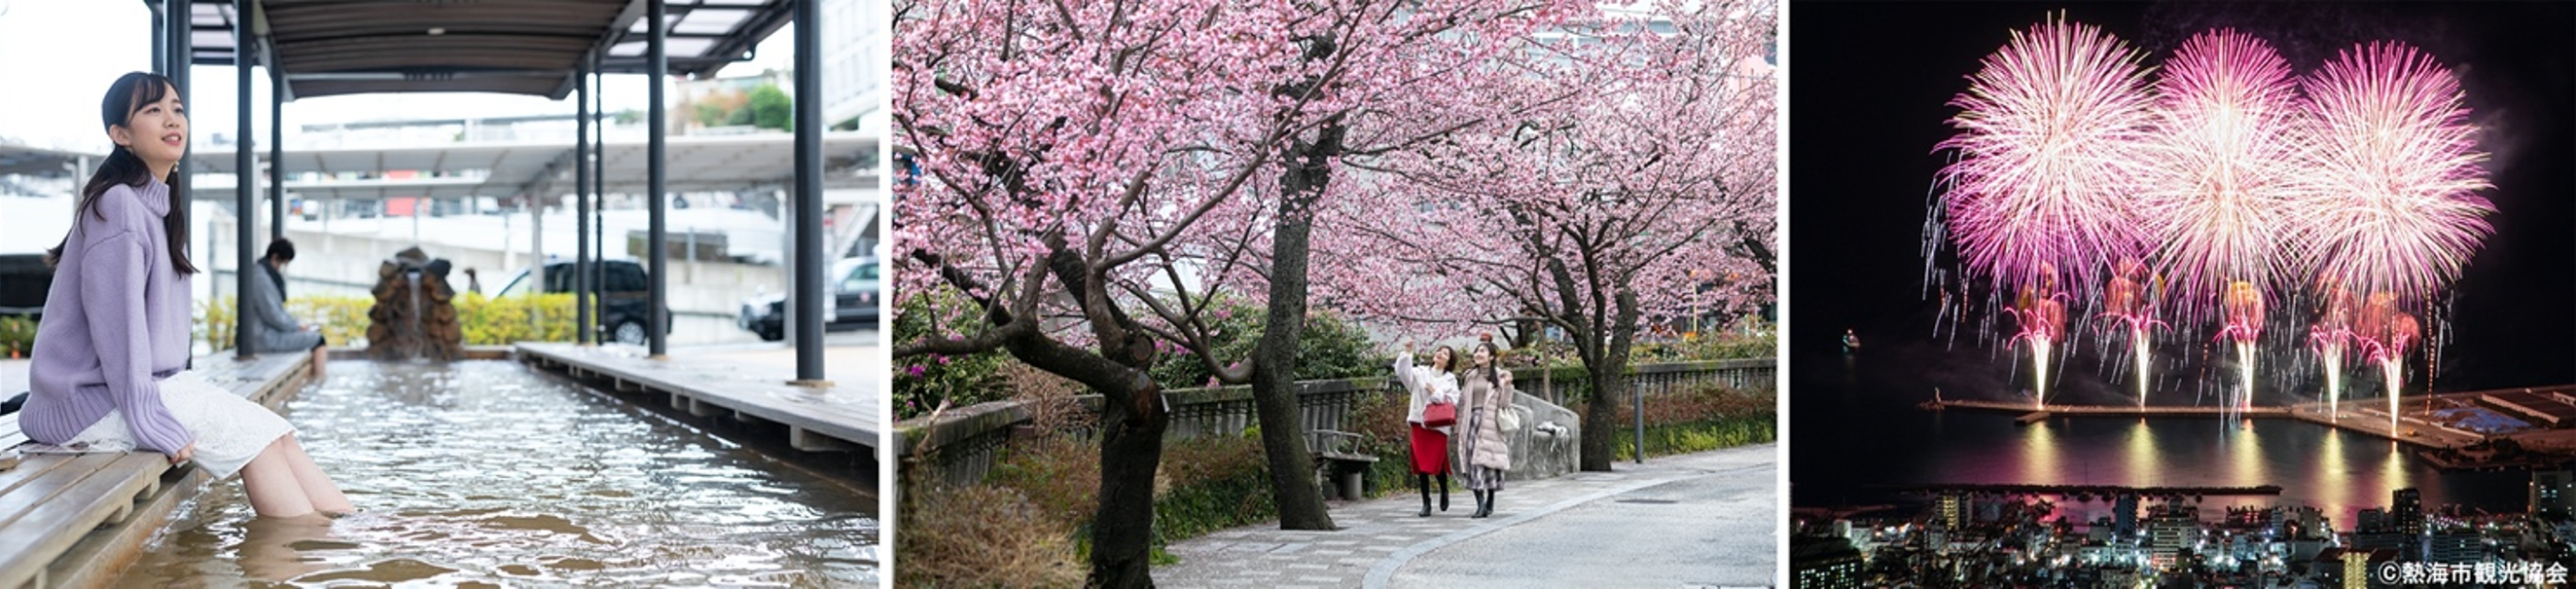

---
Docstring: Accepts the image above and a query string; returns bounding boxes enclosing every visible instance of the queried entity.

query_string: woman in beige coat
[1456,340,1513,518]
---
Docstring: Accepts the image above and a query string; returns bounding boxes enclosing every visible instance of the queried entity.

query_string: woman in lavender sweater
[18,73,349,519]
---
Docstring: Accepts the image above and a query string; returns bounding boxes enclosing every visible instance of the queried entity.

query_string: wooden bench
[0,453,172,588]
[0,352,310,589]
[1306,429,1379,500]
[516,343,879,457]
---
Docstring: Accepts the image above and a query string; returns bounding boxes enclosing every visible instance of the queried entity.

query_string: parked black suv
[738,257,878,341]
[492,259,669,346]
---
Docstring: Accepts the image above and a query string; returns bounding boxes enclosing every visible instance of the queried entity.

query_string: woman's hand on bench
[167,443,195,465]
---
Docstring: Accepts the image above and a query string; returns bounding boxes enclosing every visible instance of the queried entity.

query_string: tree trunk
[997,328,1166,588]
[1578,357,1625,471]
[1247,118,1344,532]
[1016,246,1174,589]
[1576,290,1643,471]
[1088,382,1168,588]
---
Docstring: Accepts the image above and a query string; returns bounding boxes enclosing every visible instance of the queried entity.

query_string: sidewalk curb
[1359,460,1762,589]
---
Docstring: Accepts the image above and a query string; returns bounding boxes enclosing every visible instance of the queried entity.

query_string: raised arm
[82,229,192,455]
[1392,349,1423,393]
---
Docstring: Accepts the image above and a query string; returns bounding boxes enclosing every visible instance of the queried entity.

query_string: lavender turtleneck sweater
[18,177,195,455]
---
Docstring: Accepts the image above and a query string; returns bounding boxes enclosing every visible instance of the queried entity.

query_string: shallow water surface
[117,360,877,587]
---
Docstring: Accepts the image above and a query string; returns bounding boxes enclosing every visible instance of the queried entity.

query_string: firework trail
[2099,258,2163,405]
[1940,16,2154,406]
[2310,281,2359,418]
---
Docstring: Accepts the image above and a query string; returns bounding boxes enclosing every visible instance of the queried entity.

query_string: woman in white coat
[1393,342,1460,517]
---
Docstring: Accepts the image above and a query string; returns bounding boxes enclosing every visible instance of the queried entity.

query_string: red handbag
[1422,401,1457,428]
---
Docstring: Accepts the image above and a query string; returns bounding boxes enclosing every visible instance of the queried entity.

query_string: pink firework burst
[1939,16,2157,292]
[2295,41,2493,304]
[2136,29,2308,318]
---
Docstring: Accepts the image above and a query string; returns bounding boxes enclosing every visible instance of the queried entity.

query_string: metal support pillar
[575,58,591,345]
[268,66,282,241]
[166,0,189,200]
[591,60,607,344]
[790,0,825,384]
[233,0,253,358]
[646,0,668,357]
[150,1,166,75]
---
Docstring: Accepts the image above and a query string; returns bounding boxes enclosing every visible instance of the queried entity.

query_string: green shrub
[1614,415,1775,460]
[981,430,1281,571]
[454,292,580,345]
[198,292,574,350]
[1147,296,1383,390]
[197,296,235,352]
[988,433,1102,530]
[288,295,374,347]
[1615,383,1778,428]
[893,286,1012,420]
[1609,383,1777,460]
[1150,433,1277,544]
[0,314,34,358]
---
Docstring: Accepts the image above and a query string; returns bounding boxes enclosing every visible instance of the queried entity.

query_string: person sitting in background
[243,239,326,377]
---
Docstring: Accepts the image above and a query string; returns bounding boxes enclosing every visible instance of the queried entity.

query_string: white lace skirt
[61,371,296,478]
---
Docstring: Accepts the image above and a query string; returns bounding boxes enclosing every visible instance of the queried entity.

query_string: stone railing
[896,357,1771,488]
[1509,357,1775,406]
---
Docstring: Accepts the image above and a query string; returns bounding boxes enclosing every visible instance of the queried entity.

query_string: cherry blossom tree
[1309,0,1777,471]
[891,0,1587,585]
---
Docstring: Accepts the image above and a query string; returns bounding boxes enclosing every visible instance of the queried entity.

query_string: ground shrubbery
[286,295,374,348]
[899,427,1280,581]
[451,292,584,345]
[1147,434,1279,543]
[196,293,580,350]
[1611,384,1778,460]
[0,314,33,358]
[896,484,1087,588]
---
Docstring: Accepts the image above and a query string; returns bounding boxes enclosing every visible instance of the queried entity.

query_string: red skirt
[1408,423,1450,474]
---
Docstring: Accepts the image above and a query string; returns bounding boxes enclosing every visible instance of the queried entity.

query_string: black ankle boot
[1477,490,1496,518]
[1469,491,1487,518]
[1439,478,1450,511]
[1417,481,1433,517]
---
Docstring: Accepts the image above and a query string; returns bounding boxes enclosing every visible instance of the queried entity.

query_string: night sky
[1788,1,2576,399]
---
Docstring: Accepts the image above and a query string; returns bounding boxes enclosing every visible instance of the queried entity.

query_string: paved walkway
[1159,444,1777,588]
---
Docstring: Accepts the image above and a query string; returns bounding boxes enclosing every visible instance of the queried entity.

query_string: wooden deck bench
[0,453,174,588]
[1306,429,1379,500]
[0,352,310,589]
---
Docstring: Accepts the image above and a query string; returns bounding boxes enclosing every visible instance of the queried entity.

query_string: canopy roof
[0,143,93,177]
[183,132,879,201]
[182,0,795,99]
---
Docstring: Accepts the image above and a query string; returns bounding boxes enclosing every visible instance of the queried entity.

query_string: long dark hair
[1475,342,1503,388]
[44,72,194,275]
